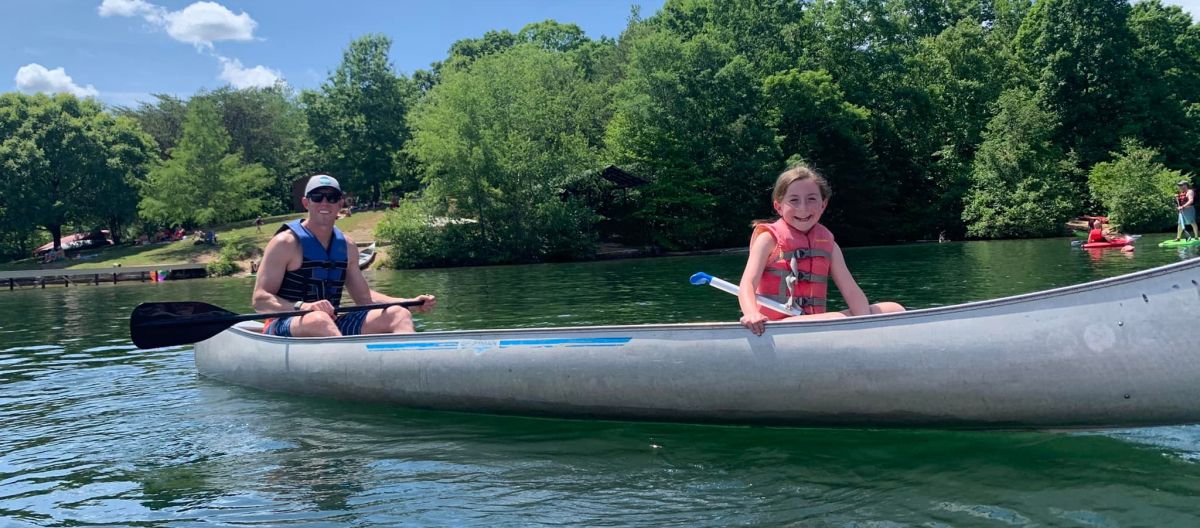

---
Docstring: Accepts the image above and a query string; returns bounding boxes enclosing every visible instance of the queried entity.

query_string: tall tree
[607,29,778,249]
[962,88,1077,238]
[518,20,589,52]
[0,93,155,252]
[139,98,270,227]
[408,45,600,261]
[303,34,415,202]
[203,85,314,213]
[762,69,876,241]
[1125,0,1200,174]
[900,19,1010,237]
[1015,0,1138,169]
[115,93,187,159]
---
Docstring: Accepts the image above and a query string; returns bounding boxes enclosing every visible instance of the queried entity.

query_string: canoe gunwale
[223,256,1200,344]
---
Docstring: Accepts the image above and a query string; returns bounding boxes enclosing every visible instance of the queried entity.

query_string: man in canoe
[1175,180,1199,242]
[252,174,436,336]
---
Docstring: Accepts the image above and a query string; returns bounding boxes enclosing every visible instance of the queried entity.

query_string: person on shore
[254,215,263,233]
[1175,180,1199,241]
[737,164,905,336]
[252,174,437,337]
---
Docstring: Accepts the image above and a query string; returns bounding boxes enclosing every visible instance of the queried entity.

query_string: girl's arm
[738,232,776,335]
[829,243,870,316]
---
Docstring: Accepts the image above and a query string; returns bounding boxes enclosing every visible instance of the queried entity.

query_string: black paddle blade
[130,301,240,349]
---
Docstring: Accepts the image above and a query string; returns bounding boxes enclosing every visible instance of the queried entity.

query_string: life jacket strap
[783,248,831,260]
[786,296,827,310]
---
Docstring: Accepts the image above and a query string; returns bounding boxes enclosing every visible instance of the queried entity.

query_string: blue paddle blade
[689,272,713,285]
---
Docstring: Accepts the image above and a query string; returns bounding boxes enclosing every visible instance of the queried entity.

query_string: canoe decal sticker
[366,337,632,353]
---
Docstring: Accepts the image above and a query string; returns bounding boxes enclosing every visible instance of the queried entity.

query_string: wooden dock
[0,264,208,290]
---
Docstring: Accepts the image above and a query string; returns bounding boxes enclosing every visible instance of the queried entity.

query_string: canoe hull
[195,258,1200,428]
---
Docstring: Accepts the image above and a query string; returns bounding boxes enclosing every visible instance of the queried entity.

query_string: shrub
[962,88,1078,238]
[206,257,240,277]
[374,201,446,268]
[218,234,259,261]
[1089,140,1183,232]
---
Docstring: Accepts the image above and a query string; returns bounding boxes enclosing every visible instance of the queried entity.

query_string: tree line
[1,0,1197,265]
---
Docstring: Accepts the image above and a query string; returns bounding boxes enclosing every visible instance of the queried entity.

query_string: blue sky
[1,0,666,107]
[2,0,1196,108]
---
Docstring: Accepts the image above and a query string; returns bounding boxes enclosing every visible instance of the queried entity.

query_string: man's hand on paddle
[408,294,436,313]
[299,299,336,317]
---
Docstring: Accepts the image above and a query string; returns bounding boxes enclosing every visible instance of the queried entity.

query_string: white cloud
[218,57,281,89]
[165,2,257,47]
[15,64,99,98]
[99,0,256,47]
[98,0,164,22]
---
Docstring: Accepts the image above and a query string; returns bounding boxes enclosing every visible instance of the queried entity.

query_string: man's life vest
[1087,228,1106,243]
[754,219,835,319]
[1179,190,1193,208]
[275,219,349,309]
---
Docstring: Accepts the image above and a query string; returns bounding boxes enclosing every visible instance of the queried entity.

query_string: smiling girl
[737,165,905,335]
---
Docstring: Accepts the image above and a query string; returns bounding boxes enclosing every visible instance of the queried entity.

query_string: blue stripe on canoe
[365,342,459,351]
[364,337,632,352]
[499,337,631,348]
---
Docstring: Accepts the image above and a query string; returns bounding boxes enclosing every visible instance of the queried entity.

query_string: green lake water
[2,235,1200,526]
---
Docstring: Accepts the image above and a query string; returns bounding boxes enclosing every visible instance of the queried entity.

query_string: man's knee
[374,306,415,333]
[387,307,414,329]
[295,311,340,337]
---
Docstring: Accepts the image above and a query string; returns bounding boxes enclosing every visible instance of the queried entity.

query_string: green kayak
[1158,238,1200,247]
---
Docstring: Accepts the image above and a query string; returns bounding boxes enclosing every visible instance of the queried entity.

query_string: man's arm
[252,232,303,313]
[342,235,437,312]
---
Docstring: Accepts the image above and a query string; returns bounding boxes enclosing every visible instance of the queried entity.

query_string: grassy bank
[0,210,389,272]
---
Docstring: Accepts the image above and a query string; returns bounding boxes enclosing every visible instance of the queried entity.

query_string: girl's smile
[774,179,827,231]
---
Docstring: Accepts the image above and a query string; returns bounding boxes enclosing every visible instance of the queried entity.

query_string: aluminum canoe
[194,257,1200,429]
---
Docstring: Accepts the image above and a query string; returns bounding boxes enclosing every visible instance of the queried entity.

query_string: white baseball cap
[304,174,341,194]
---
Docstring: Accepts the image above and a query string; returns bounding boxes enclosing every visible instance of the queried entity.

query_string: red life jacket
[1179,190,1193,207]
[1087,228,1105,243]
[754,219,835,319]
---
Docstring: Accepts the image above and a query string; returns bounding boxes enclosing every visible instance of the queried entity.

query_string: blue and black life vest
[275,219,348,309]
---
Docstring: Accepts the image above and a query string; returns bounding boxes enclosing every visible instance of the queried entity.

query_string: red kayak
[1082,237,1134,249]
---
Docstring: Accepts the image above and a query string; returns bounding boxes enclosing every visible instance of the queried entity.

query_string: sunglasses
[307,191,343,203]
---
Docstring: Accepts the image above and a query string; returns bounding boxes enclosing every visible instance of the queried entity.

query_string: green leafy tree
[519,20,588,52]
[650,0,808,75]
[406,45,600,263]
[606,29,778,249]
[436,30,520,73]
[762,69,875,240]
[1126,0,1200,174]
[1015,0,1138,169]
[1088,140,1183,232]
[139,98,270,227]
[303,34,416,202]
[900,19,1010,237]
[202,85,314,212]
[0,93,155,252]
[115,93,187,159]
[962,88,1077,238]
